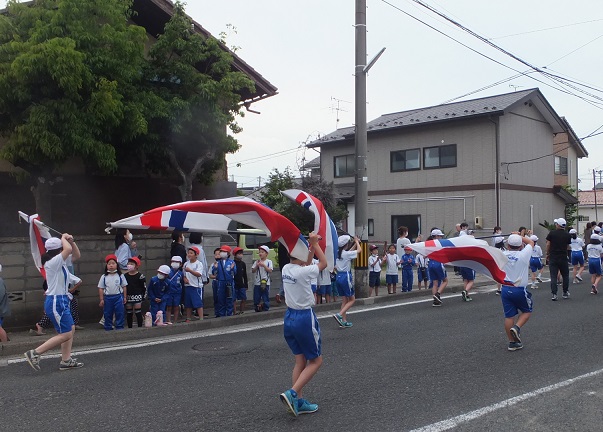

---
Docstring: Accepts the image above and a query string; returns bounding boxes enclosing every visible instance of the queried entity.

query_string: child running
[500,233,534,351]
[333,235,360,328]
[385,244,400,294]
[529,235,544,289]
[587,234,603,294]
[368,244,385,297]
[279,232,327,417]
[429,229,449,306]
[569,229,585,284]
[98,254,128,331]
[24,234,83,371]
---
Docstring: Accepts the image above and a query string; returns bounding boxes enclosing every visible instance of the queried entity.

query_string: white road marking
[407,367,603,432]
[5,292,468,365]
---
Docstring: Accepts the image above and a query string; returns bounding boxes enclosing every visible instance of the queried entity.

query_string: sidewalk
[0,271,534,358]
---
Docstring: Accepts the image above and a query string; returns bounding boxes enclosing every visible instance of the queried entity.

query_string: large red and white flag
[18,211,52,279]
[106,197,310,260]
[408,235,510,285]
[281,189,338,271]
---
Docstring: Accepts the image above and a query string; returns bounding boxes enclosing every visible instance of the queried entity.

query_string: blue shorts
[529,257,543,272]
[318,284,332,296]
[165,292,182,307]
[417,267,428,282]
[571,251,584,266]
[501,285,533,318]
[386,274,398,285]
[589,258,602,275]
[44,295,74,334]
[184,286,203,309]
[336,272,354,297]
[369,271,381,287]
[311,284,317,293]
[0,317,3,326]
[236,287,247,300]
[428,262,447,282]
[283,308,321,360]
[459,267,475,281]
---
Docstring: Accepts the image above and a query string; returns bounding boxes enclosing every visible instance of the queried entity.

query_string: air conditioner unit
[475,216,483,229]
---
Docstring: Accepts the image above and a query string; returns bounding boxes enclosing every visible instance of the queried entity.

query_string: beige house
[307,89,587,243]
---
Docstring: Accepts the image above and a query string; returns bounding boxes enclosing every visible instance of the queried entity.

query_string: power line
[228,146,301,167]
[487,18,603,41]
[544,33,603,68]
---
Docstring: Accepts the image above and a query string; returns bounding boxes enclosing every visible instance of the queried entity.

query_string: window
[555,156,568,175]
[334,154,355,178]
[390,149,420,172]
[391,215,421,243]
[423,144,457,169]
[368,219,375,236]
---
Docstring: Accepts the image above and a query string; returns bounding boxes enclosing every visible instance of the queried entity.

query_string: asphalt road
[2,281,603,432]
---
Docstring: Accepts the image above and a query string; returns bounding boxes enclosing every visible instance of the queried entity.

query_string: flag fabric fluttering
[408,235,511,285]
[18,211,52,279]
[106,197,310,260]
[281,189,338,271]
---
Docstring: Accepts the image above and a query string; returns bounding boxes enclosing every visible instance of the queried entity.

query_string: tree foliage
[259,168,348,233]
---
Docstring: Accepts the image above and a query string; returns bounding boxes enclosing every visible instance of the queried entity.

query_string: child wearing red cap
[124,256,146,328]
[98,254,128,331]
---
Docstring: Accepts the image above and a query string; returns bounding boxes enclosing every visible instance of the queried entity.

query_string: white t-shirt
[385,253,400,275]
[252,259,273,286]
[416,253,428,268]
[587,243,603,259]
[368,254,382,272]
[183,260,204,288]
[44,254,69,296]
[336,250,358,273]
[503,245,533,287]
[98,273,127,296]
[396,237,411,257]
[310,258,319,285]
[67,273,82,300]
[531,245,543,258]
[318,267,331,286]
[570,237,585,252]
[188,242,209,283]
[281,263,319,310]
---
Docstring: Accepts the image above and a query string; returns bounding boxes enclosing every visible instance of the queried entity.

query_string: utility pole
[594,170,600,222]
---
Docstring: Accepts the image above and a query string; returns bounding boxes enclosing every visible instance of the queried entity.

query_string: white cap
[338,235,351,247]
[494,236,504,244]
[157,265,171,275]
[171,256,183,263]
[507,234,523,247]
[555,218,567,227]
[45,237,62,251]
[592,233,601,240]
[430,229,444,237]
[530,235,538,242]
[569,229,577,234]
[594,226,601,233]
[259,245,270,253]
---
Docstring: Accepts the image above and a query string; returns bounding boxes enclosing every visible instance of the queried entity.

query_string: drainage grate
[192,341,238,353]
[8,291,25,303]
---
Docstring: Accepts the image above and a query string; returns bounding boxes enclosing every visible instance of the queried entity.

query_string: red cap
[105,254,118,263]
[404,246,412,251]
[220,245,232,253]
[369,244,378,251]
[233,247,244,255]
[128,256,141,266]
[188,246,200,255]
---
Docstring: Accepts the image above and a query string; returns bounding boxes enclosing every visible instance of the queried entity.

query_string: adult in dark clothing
[583,223,592,246]
[546,218,571,301]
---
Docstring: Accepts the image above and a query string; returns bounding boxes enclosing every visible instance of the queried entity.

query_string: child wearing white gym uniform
[529,235,544,288]
[279,232,327,417]
[385,244,401,294]
[24,234,83,371]
[586,234,603,294]
[333,235,360,328]
[569,229,585,283]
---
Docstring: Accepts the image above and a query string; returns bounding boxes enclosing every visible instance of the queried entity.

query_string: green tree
[0,0,149,221]
[140,1,254,201]
[259,167,348,233]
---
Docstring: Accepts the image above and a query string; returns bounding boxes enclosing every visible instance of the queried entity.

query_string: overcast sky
[192,0,603,189]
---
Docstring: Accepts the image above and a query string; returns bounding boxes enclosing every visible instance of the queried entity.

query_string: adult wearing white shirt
[24,234,83,371]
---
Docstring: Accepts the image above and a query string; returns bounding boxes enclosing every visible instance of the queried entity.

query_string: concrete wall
[0,234,280,330]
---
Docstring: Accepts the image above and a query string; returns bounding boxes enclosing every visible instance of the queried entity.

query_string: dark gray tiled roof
[308,89,537,147]
[301,156,321,170]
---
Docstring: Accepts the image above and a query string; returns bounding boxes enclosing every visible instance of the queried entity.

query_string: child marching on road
[529,235,544,289]
[586,234,603,294]
[279,232,327,417]
[429,229,449,306]
[569,229,585,284]
[333,235,360,328]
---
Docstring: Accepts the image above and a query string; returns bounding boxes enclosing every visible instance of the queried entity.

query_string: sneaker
[279,390,298,417]
[508,341,523,351]
[510,325,521,343]
[572,279,578,284]
[576,275,583,282]
[433,293,442,306]
[557,281,562,286]
[592,285,598,295]
[495,290,501,295]
[24,350,41,371]
[536,275,543,283]
[461,290,467,301]
[343,321,353,328]
[74,325,85,330]
[59,357,84,371]
[562,292,570,299]
[530,284,536,289]
[551,294,558,301]
[298,399,319,414]
[333,313,344,327]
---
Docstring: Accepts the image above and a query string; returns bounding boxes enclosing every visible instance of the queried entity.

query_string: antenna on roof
[330,97,351,130]
[509,84,523,91]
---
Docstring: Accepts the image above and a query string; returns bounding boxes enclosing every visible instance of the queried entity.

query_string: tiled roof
[308,89,540,147]
[301,156,320,170]
[578,190,603,205]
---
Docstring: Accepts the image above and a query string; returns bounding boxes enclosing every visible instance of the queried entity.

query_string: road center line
[407,367,603,432]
